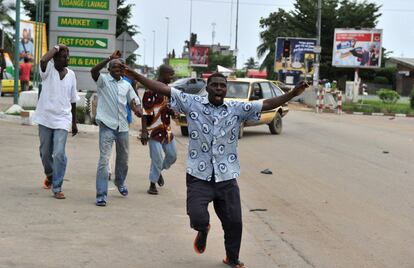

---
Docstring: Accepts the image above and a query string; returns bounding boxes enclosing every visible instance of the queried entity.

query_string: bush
[377,89,400,104]
[411,88,414,109]
[76,106,85,124]
[373,76,389,84]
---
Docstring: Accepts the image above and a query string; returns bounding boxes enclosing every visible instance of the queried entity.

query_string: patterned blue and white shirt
[170,87,262,182]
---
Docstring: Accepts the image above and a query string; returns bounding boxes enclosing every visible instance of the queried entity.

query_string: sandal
[54,192,66,199]
[223,257,246,268]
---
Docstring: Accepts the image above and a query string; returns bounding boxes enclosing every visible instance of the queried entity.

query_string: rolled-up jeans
[38,125,68,193]
[148,138,177,183]
[96,123,129,201]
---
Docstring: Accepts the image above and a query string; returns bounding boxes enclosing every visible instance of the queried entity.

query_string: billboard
[274,37,316,74]
[190,46,209,67]
[19,21,47,62]
[332,28,382,68]
[169,58,190,77]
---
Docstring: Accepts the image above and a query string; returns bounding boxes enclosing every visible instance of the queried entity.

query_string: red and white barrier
[337,91,343,114]
[316,87,325,113]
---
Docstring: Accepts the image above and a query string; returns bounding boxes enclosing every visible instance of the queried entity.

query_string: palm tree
[244,57,258,70]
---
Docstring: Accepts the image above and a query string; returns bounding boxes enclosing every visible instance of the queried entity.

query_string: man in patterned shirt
[125,69,308,268]
[141,65,177,195]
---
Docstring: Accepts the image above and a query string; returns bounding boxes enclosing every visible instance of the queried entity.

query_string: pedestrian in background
[19,56,32,91]
[0,49,6,97]
[141,65,177,195]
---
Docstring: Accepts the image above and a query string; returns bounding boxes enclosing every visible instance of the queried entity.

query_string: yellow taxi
[174,77,289,138]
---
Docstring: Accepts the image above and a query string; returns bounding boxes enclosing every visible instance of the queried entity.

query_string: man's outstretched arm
[125,68,171,97]
[262,81,308,111]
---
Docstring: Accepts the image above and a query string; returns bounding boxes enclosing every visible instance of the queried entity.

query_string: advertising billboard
[169,58,190,77]
[332,28,382,69]
[19,21,47,62]
[274,37,316,74]
[190,46,209,67]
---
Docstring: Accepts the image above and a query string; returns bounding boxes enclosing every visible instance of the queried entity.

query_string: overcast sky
[129,0,414,68]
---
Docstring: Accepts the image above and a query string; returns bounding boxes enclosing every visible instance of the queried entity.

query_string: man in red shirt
[19,56,32,91]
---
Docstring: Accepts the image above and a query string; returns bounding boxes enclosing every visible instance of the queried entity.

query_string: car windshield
[170,78,188,86]
[226,81,250,99]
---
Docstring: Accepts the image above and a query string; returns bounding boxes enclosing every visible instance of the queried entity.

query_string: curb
[344,111,414,118]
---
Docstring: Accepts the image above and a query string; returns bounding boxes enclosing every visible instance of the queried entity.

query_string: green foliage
[257,0,382,80]
[343,99,414,115]
[372,76,389,84]
[76,106,85,124]
[410,88,414,109]
[234,70,246,78]
[244,57,258,70]
[1,0,16,54]
[377,89,400,104]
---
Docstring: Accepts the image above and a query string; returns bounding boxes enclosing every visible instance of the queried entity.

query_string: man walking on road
[125,69,308,268]
[33,44,79,199]
[91,51,141,207]
[141,65,177,195]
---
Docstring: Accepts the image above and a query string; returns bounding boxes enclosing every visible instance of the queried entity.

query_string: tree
[192,51,234,74]
[22,0,139,64]
[257,0,382,80]
[0,0,16,54]
[244,57,258,70]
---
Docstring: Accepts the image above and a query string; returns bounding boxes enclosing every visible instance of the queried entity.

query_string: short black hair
[158,64,174,75]
[53,47,69,60]
[207,72,226,85]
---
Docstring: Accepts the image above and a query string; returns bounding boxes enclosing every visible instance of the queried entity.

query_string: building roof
[388,57,414,69]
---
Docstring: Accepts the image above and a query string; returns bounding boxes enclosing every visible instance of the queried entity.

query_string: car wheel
[180,126,189,136]
[238,122,244,139]
[269,113,282,135]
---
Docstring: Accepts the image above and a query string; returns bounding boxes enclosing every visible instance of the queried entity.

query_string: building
[386,57,414,96]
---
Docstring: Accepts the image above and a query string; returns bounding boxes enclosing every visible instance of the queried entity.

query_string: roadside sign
[58,36,108,49]
[116,32,139,59]
[59,0,110,10]
[68,56,106,67]
[58,16,109,30]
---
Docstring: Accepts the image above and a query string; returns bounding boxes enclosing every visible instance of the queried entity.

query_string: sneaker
[223,257,246,268]
[43,176,52,189]
[53,192,66,199]
[157,174,164,187]
[96,200,107,207]
[117,185,128,197]
[193,224,210,254]
[147,183,158,195]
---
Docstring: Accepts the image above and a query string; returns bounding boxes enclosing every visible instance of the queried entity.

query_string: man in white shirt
[33,44,80,199]
[91,51,141,207]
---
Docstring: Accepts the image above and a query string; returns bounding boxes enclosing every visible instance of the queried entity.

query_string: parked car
[174,77,289,138]
[170,77,206,95]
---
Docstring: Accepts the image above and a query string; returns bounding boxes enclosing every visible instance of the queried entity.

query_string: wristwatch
[54,45,60,52]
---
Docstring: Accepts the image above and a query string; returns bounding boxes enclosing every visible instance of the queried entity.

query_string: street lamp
[165,17,170,58]
[152,30,155,70]
[234,0,239,69]
[143,38,146,66]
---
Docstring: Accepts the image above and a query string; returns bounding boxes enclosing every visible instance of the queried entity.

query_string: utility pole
[152,30,155,71]
[229,0,233,46]
[13,0,21,105]
[165,17,170,58]
[313,0,322,90]
[234,0,239,69]
[143,38,146,66]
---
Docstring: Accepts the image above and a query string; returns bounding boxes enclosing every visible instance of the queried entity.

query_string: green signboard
[58,16,109,29]
[59,0,110,10]
[169,58,190,77]
[58,36,108,49]
[69,56,105,67]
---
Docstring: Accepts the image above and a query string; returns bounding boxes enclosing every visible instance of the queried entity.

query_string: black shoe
[147,183,158,195]
[193,225,210,254]
[157,174,164,187]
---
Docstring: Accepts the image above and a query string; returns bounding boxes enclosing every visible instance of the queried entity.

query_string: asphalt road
[0,109,413,268]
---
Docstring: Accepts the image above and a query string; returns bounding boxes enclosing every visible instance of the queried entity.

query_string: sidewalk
[0,119,286,268]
